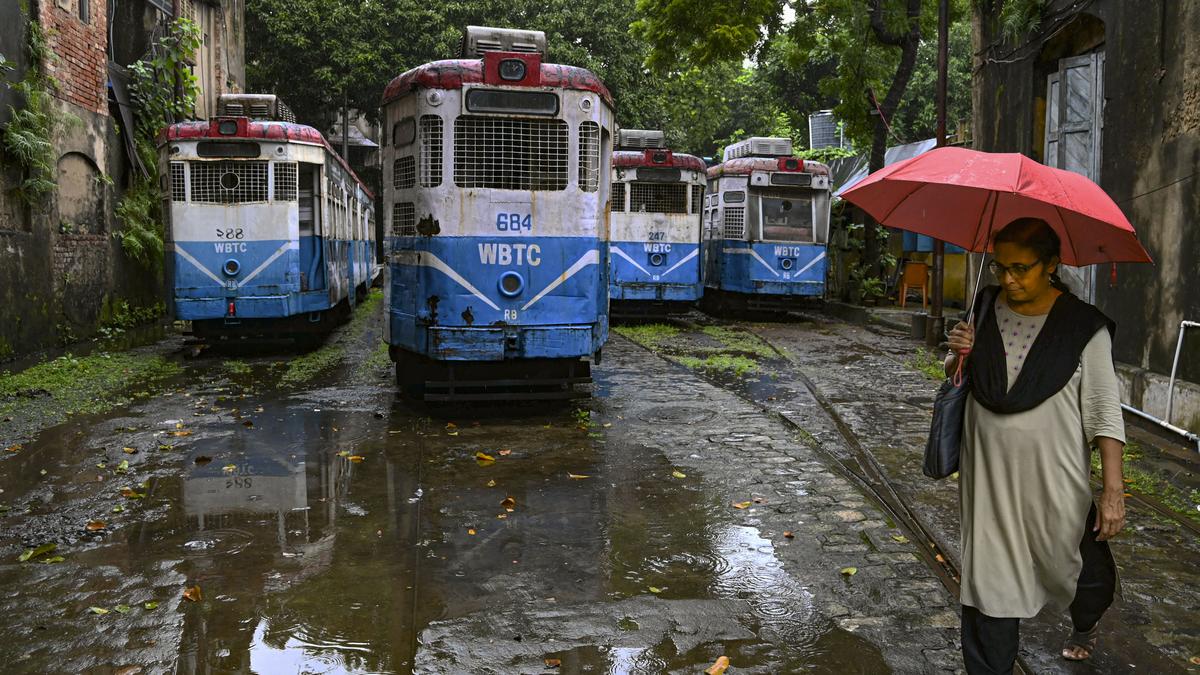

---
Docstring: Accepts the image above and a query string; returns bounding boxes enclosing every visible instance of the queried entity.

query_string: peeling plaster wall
[973,0,1200,384]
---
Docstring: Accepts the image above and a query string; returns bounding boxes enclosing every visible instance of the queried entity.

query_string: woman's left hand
[1095,488,1126,541]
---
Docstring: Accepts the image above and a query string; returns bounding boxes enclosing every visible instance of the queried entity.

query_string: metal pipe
[926,0,948,347]
[1165,320,1200,424]
[1122,403,1200,453]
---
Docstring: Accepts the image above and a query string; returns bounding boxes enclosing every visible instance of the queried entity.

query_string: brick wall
[39,0,108,115]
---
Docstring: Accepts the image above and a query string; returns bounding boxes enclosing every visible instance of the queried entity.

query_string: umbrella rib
[1055,203,1082,267]
[876,181,929,225]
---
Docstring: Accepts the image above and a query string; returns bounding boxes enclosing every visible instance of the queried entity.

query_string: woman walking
[946,217,1126,673]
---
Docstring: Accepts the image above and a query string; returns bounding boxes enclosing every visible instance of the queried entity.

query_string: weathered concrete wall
[973,0,1200,385]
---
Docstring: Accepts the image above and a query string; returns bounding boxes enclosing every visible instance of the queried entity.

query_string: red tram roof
[613,149,706,173]
[382,58,613,106]
[707,156,830,180]
[160,119,374,200]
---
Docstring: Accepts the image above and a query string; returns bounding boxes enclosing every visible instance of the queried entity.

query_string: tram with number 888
[702,136,832,312]
[161,94,378,341]
[381,26,615,401]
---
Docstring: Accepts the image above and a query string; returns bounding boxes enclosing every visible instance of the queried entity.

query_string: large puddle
[0,345,890,673]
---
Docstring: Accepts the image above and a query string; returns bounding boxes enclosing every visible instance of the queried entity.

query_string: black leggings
[960,503,1117,674]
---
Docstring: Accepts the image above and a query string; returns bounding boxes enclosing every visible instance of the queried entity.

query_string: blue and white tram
[702,136,831,311]
[609,129,707,313]
[380,27,614,400]
[162,94,378,340]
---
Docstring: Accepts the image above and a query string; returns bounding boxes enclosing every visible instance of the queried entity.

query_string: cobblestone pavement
[749,318,1200,674]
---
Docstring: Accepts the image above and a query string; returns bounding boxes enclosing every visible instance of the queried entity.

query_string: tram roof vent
[462,26,546,58]
[616,129,666,150]
[723,136,794,162]
[218,94,295,122]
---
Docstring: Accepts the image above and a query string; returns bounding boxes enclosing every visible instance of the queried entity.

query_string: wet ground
[0,303,1196,674]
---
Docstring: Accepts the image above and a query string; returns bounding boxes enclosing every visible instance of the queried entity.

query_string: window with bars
[691,185,704,214]
[392,202,416,236]
[723,207,745,239]
[394,156,416,190]
[453,116,569,190]
[169,162,186,201]
[274,162,298,201]
[190,161,269,204]
[578,121,600,192]
[630,182,688,214]
[611,182,626,212]
[419,115,443,187]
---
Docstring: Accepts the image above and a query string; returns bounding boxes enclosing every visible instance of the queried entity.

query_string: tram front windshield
[758,190,814,242]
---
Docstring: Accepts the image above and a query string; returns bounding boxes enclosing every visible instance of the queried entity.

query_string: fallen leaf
[40,556,65,564]
[840,567,858,577]
[1123,492,1132,497]
[671,470,687,479]
[496,513,508,519]
[445,422,457,429]
[157,444,174,451]
[486,479,496,487]
[783,531,794,539]
[116,460,129,473]
[475,451,495,462]
[4,444,21,453]
[194,455,212,465]
[348,455,365,463]
[182,585,202,602]
[96,462,107,469]
[704,656,731,675]
[122,447,138,455]
[467,529,476,536]
[222,464,237,473]
[86,520,106,531]
[176,422,184,429]
[18,543,57,562]
[935,554,946,564]
[172,430,193,437]
[242,420,254,428]
[603,423,612,428]
[143,601,159,610]
[500,496,516,509]
[39,469,47,476]
[732,501,752,509]
[891,535,909,544]
[498,449,511,456]
[648,586,662,594]
[89,606,109,615]
[544,658,562,668]
[114,666,143,675]
[114,604,131,614]
[337,450,350,457]
[112,504,125,513]
[568,473,590,480]
[446,431,459,436]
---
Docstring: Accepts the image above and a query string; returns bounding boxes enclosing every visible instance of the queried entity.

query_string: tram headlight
[780,258,794,271]
[649,252,665,267]
[499,59,527,81]
[222,258,241,277]
[498,271,525,297]
[218,120,238,135]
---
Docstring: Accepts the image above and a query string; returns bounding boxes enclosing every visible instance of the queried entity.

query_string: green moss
[0,352,181,420]
[699,325,776,359]
[223,360,252,376]
[612,323,680,350]
[281,289,383,386]
[673,354,759,376]
[908,347,947,381]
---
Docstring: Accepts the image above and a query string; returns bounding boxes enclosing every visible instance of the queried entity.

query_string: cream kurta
[959,298,1125,618]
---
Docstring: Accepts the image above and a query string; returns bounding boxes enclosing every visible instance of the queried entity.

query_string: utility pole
[926,0,949,347]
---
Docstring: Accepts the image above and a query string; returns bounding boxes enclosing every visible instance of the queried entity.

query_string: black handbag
[922,287,996,479]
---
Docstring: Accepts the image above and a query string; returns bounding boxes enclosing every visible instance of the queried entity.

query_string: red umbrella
[839,146,1152,266]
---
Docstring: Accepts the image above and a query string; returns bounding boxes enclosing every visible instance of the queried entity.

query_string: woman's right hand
[947,321,975,353]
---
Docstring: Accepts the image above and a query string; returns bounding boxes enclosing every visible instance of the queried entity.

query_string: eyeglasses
[988,260,1042,279]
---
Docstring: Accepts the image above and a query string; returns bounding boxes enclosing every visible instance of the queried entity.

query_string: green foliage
[673,353,759,376]
[129,17,202,139]
[612,323,681,350]
[114,177,165,272]
[0,352,181,420]
[1,20,57,205]
[994,0,1046,39]
[892,7,973,142]
[799,145,856,166]
[101,299,165,332]
[908,347,947,380]
[280,289,383,385]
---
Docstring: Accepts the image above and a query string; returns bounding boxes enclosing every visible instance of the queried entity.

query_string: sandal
[1062,623,1100,661]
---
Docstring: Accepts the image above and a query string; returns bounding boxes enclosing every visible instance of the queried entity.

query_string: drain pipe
[1166,320,1200,426]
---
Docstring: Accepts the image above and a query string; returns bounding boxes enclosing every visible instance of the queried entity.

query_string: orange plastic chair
[900,260,929,309]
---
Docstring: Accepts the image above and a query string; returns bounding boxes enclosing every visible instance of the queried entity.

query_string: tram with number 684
[381,26,615,401]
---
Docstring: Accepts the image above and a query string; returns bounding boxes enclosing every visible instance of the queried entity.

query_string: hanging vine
[1,13,58,206]
[115,17,202,272]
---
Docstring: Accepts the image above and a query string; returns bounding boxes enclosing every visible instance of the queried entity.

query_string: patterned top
[995,298,1050,390]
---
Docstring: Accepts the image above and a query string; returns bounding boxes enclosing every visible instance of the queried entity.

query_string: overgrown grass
[0,352,181,420]
[223,360,252,376]
[281,289,383,386]
[1090,442,1200,525]
[673,354,759,376]
[699,325,776,359]
[908,348,947,381]
[612,323,680,350]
